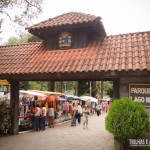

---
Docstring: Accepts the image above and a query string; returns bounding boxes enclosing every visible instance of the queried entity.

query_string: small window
[58,31,72,49]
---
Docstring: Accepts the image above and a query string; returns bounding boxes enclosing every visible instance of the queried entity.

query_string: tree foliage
[106,87,113,98]
[0,100,12,134]
[103,81,113,92]
[20,81,42,90]
[0,0,43,39]
[7,33,42,45]
[78,81,113,98]
[19,81,113,97]
[78,81,91,96]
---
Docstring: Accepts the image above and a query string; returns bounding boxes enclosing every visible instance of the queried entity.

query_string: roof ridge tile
[26,11,103,32]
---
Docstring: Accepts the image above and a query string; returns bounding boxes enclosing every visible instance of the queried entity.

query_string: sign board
[129,84,150,108]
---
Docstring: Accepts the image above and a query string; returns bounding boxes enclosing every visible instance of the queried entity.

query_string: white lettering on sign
[131,88,150,94]
[146,97,150,103]
[129,84,150,108]
[134,97,145,103]
[133,97,150,103]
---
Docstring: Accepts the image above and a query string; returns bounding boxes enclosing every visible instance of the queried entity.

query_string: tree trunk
[48,81,55,92]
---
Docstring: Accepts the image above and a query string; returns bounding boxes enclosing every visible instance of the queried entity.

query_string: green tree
[27,35,42,42]
[55,81,77,94]
[20,81,45,90]
[28,81,41,90]
[103,81,113,93]
[7,33,42,45]
[7,36,19,45]
[91,81,98,97]
[78,81,90,96]
[78,81,112,98]
[106,87,113,98]
[0,0,43,41]
[0,0,43,28]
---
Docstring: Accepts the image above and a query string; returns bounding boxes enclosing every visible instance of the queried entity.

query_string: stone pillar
[9,80,19,135]
[113,79,120,99]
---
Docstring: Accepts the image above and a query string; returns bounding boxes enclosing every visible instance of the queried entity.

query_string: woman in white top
[82,105,89,129]
[47,105,54,128]
[41,103,47,130]
[33,104,41,131]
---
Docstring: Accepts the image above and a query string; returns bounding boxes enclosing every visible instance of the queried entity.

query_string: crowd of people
[28,102,91,131]
[30,101,111,131]
[70,103,90,129]
[96,101,111,116]
[29,103,55,131]
[19,96,111,131]
[70,101,111,129]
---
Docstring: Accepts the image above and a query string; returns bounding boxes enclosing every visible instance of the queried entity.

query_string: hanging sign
[129,84,150,108]
[58,31,72,49]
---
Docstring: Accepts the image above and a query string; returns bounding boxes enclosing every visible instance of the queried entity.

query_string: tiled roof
[26,12,102,30]
[0,31,150,75]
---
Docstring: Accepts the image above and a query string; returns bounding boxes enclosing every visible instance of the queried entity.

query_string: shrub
[105,97,149,145]
[0,100,12,134]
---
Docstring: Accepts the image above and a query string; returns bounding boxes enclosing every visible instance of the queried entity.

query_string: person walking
[102,102,104,113]
[106,102,109,113]
[77,103,82,124]
[82,105,89,129]
[41,103,47,131]
[33,104,41,131]
[47,105,55,128]
[71,103,77,126]
[96,104,101,116]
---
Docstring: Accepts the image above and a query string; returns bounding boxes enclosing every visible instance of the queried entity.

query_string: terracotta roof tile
[27,12,102,31]
[0,31,150,76]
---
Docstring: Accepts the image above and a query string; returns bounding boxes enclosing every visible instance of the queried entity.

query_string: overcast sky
[1,0,150,44]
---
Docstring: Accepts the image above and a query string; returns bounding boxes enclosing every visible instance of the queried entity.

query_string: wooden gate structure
[0,12,150,134]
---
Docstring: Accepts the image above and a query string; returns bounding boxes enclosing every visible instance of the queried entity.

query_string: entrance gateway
[0,12,150,134]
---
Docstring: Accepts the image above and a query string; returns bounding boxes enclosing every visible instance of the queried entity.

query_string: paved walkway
[0,113,115,150]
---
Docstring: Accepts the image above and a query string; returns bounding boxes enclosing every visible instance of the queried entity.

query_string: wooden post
[9,80,19,135]
[101,81,103,99]
[113,79,120,99]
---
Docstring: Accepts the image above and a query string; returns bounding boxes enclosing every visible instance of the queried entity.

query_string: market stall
[19,90,47,116]
[66,94,81,105]
[55,95,70,123]
[80,96,98,114]
[44,94,60,111]
[19,90,47,131]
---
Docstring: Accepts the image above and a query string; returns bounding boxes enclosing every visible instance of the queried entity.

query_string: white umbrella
[80,96,98,103]
[19,90,46,97]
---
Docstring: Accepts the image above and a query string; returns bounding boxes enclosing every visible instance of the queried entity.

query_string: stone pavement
[0,113,115,150]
